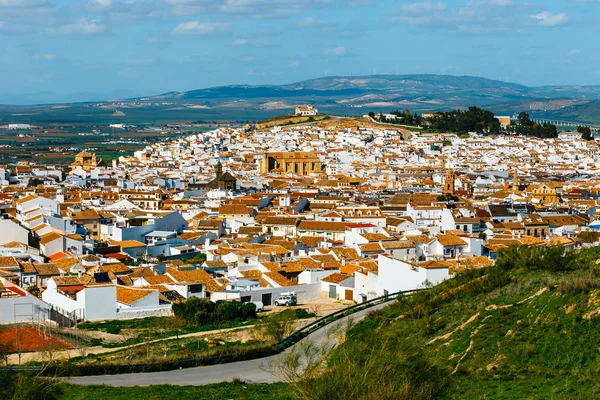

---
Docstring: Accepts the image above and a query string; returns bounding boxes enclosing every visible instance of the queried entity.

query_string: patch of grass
[59,382,294,400]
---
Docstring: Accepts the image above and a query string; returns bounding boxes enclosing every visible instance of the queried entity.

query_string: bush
[173,298,257,326]
[495,244,576,273]
[105,326,121,335]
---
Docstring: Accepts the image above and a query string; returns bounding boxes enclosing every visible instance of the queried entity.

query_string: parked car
[274,292,297,306]
[244,301,264,312]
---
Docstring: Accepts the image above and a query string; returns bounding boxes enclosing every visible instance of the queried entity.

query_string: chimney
[341,256,346,266]
[205,237,211,249]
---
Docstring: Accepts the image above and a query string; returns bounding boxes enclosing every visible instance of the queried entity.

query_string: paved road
[67,302,390,387]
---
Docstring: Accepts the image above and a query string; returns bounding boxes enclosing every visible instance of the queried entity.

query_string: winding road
[67,302,390,387]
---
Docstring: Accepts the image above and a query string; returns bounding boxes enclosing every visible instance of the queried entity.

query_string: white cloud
[231,38,271,47]
[287,60,299,68]
[88,0,112,9]
[0,0,48,7]
[567,49,580,56]
[390,1,567,34]
[47,19,106,35]
[325,46,347,56]
[167,0,334,19]
[34,53,57,61]
[530,11,568,27]
[298,17,327,27]
[172,21,230,36]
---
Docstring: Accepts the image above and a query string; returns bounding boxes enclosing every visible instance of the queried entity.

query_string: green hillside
[286,244,600,399]
[538,100,600,124]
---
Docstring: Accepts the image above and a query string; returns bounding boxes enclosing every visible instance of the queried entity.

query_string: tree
[368,111,375,119]
[578,125,592,140]
[26,285,41,298]
[518,112,533,128]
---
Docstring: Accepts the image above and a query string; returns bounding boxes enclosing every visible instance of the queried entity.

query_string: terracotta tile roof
[418,260,452,270]
[311,254,342,268]
[359,243,385,253]
[0,256,19,268]
[340,264,361,275]
[53,257,80,272]
[218,204,251,216]
[298,236,324,247]
[110,240,146,249]
[322,272,350,284]
[263,271,295,287]
[382,241,415,250]
[71,209,100,220]
[39,231,62,245]
[116,286,156,305]
[117,275,133,286]
[404,235,431,244]
[240,269,263,278]
[205,279,225,292]
[167,267,213,284]
[1,241,28,249]
[360,233,393,242]
[359,260,378,274]
[205,260,227,268]
[100,263,132,275]
[279,261,306,273]
[19,262,36,274]
[297,221,348,232]
[34,263,60,276]
[143,274,175,285]
[129,267,154,279]
[436,234,468,247]
[259,261,283,272]
[53,276,85,286]
[238,226,262,235]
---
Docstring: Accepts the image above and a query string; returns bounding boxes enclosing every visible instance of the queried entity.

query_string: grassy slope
[60,382,293,400]
[336,246,600,399]
[60,246,600,399]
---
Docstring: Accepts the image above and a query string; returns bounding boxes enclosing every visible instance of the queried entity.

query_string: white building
[295,105,318,116]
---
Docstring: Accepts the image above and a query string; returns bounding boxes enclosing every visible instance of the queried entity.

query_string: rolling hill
[2,74,600,124]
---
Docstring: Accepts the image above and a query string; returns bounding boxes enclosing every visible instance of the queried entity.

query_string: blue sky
[0,0,599,101]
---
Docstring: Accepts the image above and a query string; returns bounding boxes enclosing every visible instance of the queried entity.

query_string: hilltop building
[295,105,318,116]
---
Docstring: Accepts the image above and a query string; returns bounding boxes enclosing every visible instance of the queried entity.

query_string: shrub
[173,298,256,326]
[105,326,121,335]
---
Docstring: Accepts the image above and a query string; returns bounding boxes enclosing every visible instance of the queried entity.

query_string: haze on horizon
[0,0,599,104]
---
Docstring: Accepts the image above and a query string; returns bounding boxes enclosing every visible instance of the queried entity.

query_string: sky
[0,0,599,102]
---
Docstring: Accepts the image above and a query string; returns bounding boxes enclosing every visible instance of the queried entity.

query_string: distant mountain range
[2,75,600,124]
[144,75,600,124]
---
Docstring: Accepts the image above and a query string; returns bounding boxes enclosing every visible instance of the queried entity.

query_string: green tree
[577,125,592,140]
[518,112,533,128]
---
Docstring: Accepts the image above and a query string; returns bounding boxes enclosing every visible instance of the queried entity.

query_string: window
[189,284,203,293]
